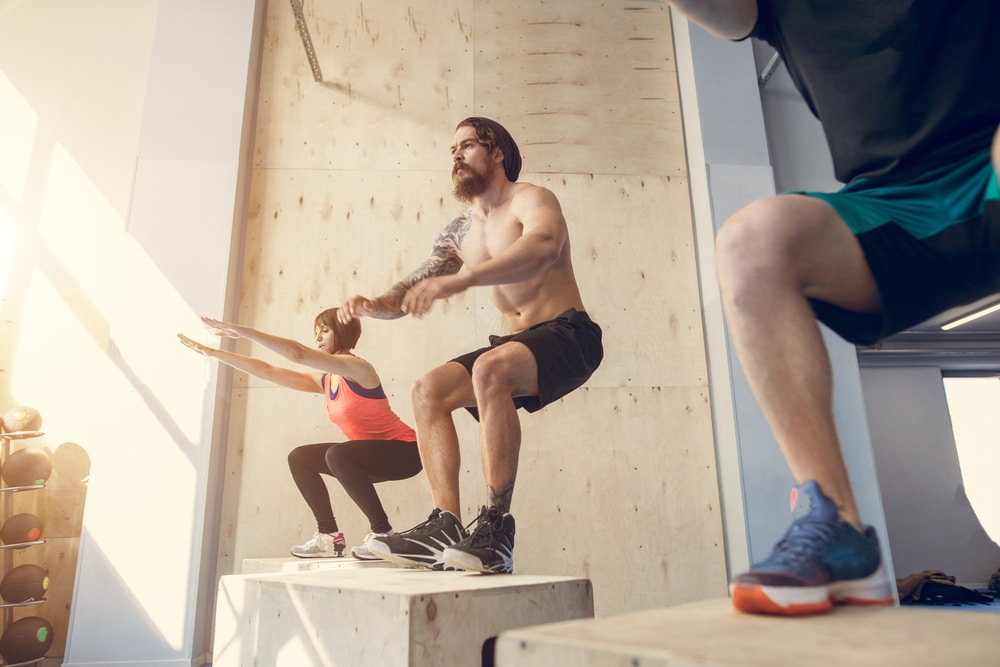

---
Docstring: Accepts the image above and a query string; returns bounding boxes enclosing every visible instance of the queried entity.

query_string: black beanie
[458,117,522,182]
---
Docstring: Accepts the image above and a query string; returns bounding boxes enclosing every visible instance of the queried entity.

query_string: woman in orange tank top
[178,307,421,559]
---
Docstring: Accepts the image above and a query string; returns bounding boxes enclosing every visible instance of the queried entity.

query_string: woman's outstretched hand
[177,332,213,356]
[201,316,245,338]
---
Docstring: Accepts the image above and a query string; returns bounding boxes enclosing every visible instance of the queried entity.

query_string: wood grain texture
[497,598,1000,666]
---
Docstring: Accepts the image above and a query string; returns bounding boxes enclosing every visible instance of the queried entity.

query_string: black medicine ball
[0,564,49,603]
[0,514,42,546]
[0,616,53,664]
[2,448,52,487]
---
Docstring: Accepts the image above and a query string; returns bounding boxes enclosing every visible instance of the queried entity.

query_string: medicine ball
[0,564,49,604]
[0,616,53,664]
[1,406,42,434]
[2,448,52,487]
[1,514,42,546]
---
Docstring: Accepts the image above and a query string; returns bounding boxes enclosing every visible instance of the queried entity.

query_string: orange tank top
[323,373,416,442]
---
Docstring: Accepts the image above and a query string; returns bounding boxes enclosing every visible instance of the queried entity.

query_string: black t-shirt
[752,0,1000,184]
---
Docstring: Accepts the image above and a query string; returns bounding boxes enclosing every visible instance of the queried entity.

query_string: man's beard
[453,164,491,202]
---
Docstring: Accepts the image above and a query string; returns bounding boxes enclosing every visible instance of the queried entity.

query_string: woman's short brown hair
[314,308,361,353]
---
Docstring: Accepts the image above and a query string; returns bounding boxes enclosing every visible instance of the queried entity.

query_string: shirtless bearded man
[339,117,603,573]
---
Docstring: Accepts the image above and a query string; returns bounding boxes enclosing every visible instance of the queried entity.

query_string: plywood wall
[219,0,728,616]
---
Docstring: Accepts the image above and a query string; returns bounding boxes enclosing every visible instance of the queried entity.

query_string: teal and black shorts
[800,149,1000,346]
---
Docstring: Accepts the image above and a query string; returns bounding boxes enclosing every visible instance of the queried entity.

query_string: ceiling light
[941,303,1000,331]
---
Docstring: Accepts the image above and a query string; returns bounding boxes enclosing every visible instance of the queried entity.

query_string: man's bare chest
[460,216,523,265]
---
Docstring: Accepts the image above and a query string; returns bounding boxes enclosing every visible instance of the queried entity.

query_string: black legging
[287,440,422,535]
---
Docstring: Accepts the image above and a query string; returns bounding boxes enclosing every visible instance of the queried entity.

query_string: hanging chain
[290,0,323,83]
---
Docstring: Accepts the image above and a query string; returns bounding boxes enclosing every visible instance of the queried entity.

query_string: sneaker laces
[766,519,837,567]
[361,530,393,544]
[464,507,500,548]
[398,509,443,535]
[303,531,343,549]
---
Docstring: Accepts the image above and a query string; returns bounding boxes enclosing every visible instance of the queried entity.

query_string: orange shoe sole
[732,583,896,616]
[731,583,833,616]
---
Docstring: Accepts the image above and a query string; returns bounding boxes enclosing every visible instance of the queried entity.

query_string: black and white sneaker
[444,506,515,574]
[367,509,467,570]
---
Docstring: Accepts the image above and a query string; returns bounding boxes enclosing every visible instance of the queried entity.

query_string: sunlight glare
[0,206,13,295]
[0,70,38,200]
[37,142,211,443]
[16,267,200,648]
[943,376,1000,545]
[20,141,221,649]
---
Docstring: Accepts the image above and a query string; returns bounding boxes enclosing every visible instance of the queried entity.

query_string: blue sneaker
[730,480,895,615]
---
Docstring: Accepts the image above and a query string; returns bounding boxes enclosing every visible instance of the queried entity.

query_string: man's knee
[411,365,463,410]
[716,194,838,286]
[992,124,999,174]
[715,198,784,285]
[469,349,519,396]
[715,209,754,271]
[410,373,436,410]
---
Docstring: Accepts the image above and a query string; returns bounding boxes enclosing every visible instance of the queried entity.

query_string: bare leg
[993,124,999,175]
[715,194,882,530]
[468,342,539,514]
[410,363,475,519]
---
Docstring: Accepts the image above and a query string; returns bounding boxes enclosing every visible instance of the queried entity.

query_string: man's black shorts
[451,308,603,419]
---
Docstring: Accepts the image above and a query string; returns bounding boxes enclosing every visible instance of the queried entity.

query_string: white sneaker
[291,532,345,558]
[351,530,395,560]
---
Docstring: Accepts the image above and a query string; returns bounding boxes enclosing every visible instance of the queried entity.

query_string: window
[942,376,1000,544]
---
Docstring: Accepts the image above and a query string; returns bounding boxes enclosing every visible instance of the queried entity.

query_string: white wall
[861,368,1000,584]
[0,1,264,664]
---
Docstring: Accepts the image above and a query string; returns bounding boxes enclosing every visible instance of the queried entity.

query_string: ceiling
[909,294,1000,335]
[858,295,1000,369]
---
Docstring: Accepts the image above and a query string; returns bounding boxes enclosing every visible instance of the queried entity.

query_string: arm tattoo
[487,480,515,515]
[365,214,468,319]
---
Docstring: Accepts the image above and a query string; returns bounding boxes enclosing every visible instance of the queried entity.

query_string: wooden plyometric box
[495,598,1000,667]
[240,556,396,574]
[213,568,594,667]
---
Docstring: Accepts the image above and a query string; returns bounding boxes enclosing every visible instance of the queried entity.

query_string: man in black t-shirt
[669,0,1000,616]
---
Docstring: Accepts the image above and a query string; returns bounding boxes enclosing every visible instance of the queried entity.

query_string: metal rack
[0,431,47,667]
